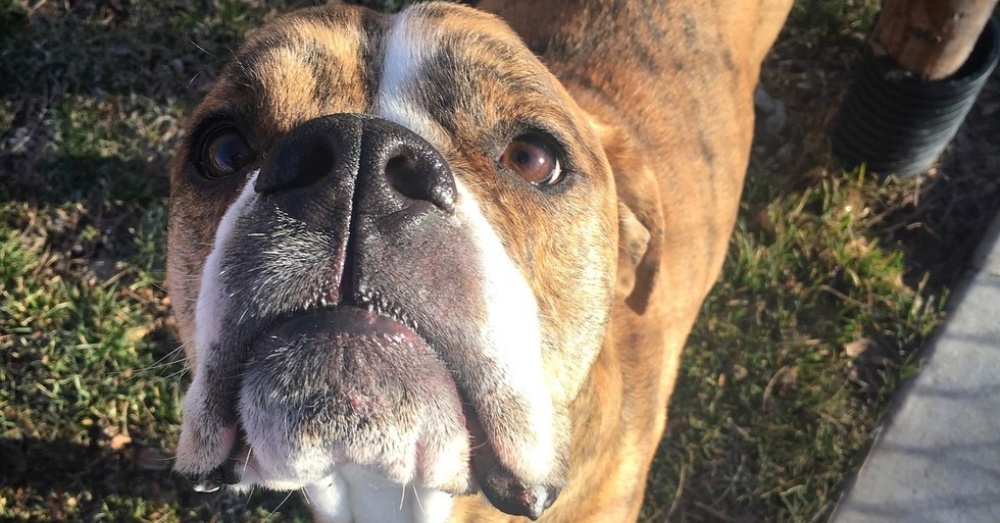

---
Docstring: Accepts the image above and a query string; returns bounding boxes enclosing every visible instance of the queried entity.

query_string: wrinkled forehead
[194,3,579,151]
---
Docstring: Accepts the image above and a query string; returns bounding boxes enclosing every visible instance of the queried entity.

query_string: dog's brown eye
[199,127,253,179]
[501,136,562,185]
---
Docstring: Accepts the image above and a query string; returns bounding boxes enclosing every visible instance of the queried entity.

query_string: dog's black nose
[255,114,456,220]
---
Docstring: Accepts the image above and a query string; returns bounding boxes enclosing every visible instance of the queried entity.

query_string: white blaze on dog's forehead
[374,9,447,149]
[455,179,557,482]
[306,467,453,523]
[175,170,259,475]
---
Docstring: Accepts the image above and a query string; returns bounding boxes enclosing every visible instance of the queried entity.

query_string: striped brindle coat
[166,0,794,521]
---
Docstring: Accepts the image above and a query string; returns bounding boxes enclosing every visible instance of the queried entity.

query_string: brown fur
[446,0,795,520]
[167,0,794,520]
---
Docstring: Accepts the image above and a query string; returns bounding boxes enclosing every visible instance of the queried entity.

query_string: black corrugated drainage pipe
[831,17,1000,178]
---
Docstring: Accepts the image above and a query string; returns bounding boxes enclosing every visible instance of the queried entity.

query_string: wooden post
[873,0,998,80]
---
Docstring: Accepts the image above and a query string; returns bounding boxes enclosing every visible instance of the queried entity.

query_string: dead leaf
[126,325,151,343]
[843,338,873,358]
[762,366,798,409]
[779,366,798,389]
[110,433,132,451]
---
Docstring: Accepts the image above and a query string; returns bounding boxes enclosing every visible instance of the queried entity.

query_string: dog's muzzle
[176,114,562,520]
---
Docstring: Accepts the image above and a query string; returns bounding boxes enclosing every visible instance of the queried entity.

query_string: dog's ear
[591,119,664,314]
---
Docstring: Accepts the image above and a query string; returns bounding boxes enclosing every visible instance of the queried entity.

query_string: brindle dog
[166,0,793,521]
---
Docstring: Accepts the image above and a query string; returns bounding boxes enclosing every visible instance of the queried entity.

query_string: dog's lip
[242,305,476,486]
[466,407,562,520]
[195,304,560,517]
[254,302,421,346]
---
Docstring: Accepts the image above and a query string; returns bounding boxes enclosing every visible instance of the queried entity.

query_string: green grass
[642,173,944,522]
[0,0,972,521]
[0,0,319,519]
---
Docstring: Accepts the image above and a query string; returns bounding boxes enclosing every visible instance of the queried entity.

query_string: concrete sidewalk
[829,213,1000,523]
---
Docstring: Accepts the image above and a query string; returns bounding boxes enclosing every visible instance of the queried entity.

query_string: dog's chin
[235,307,475,494]
[210,307,562,518]
[178,290,566,517]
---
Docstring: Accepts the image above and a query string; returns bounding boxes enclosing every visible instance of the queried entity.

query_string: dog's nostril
[385,155,423,201]
[296,142,336,188]
[383,153,456,214]
[256,128,342,194]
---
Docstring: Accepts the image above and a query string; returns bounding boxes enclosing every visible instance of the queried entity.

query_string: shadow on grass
[1,151,169,205]
[0,151,171,289]
[0,435,309,521]
[0,435,179,507]
[848,59,997,290]
[1,0,246,102]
